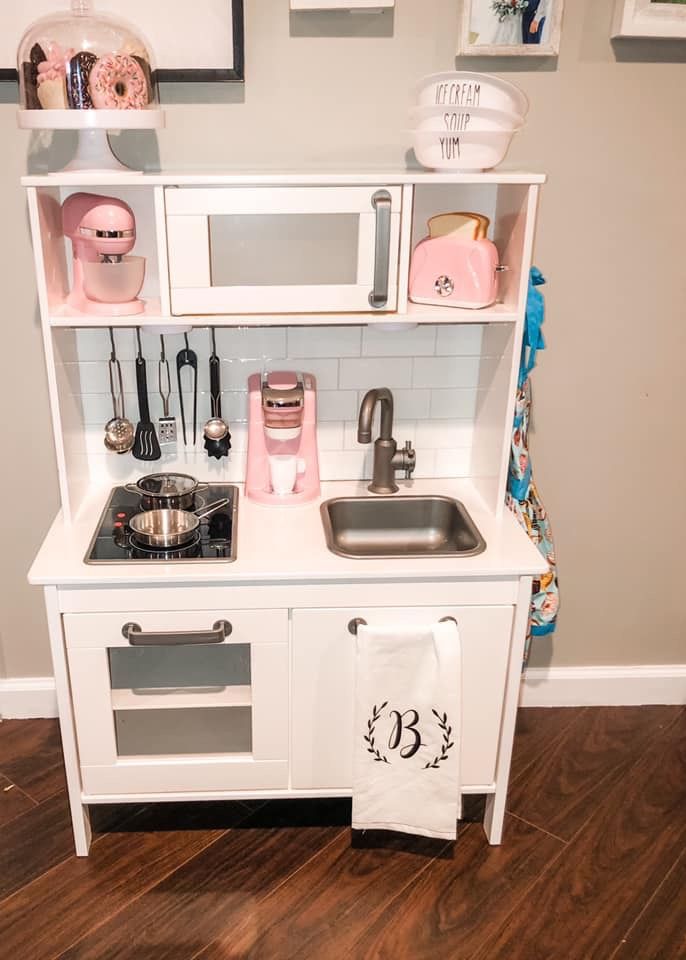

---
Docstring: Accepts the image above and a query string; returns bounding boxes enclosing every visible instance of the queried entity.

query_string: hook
[136,327,142,359]
[184,332,190,351]
[108,326,116,360]
[439,617,458,627]
[160,334,166,361]
[347,618,368,635]
[210,326,217,356]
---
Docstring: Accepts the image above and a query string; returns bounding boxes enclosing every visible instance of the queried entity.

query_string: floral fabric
[506,268,559,663]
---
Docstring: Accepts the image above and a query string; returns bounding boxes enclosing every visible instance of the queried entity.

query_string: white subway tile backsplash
[413,357,481,390]
[435,448,472,477]
[430,389,479,420]
[339,357,413,390]
[287,326,361,358]
[362,324,436,357]
[317,390,359,422]
[215,327,287,360]
[73,322,494,485]
[317,422,345,450]
[415,420,474,450]
[435,325,484,357]
[319,450,372,482]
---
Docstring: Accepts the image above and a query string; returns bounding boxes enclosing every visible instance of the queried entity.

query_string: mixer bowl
[83,256,145,304]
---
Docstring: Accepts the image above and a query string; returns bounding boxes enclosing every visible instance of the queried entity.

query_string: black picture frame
[0,0,244,84]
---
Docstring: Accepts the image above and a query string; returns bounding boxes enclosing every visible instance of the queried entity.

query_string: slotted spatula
[132,328,161,462]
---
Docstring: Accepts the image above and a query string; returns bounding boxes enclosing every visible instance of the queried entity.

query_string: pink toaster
[409,213,502,310]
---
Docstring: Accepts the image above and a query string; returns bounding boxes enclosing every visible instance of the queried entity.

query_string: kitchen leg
[484,575,532,845]
[44,586,92,856]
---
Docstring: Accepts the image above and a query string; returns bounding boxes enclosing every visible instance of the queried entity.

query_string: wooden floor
[0,706,684,960]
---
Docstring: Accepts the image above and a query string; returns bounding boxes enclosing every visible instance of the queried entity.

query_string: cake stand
[17,108,165,175]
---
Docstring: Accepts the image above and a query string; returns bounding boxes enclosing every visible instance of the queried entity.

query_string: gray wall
[0,0,684,677]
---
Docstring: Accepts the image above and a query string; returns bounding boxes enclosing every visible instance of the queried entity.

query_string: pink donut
[89,53,148,110]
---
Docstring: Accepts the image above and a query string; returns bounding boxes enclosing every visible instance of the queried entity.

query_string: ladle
[104,327,135,454]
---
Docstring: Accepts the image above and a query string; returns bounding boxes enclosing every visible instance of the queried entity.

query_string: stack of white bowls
[409,72,528,172]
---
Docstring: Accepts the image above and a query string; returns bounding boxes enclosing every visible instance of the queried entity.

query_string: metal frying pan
[129,498,230,549]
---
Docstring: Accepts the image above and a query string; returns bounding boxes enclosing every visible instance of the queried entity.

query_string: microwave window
[209,214,360,287]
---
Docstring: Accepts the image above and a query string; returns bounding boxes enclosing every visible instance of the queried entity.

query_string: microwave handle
[368,190,392,309]
[122,620,233,646]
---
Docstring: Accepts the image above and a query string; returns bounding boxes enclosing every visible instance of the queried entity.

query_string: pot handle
[124,483,140,494]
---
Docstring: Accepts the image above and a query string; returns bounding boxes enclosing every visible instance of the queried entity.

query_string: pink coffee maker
[246,371,320,504]
[62,192,145,316]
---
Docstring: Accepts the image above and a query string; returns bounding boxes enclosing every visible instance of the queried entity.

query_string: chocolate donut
[23,43,47,110]
[67,51,98,109]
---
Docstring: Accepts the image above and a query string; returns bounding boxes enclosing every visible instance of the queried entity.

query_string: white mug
[268,455,305,496]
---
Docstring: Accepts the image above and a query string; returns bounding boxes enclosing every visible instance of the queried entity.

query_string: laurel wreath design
[423,709,455,770]
[363,701,390,763]
[363,704,455,769]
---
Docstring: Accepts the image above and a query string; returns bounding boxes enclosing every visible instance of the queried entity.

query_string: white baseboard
[0,678,58,719]
[1,667,684,719]
[521,665,686,707]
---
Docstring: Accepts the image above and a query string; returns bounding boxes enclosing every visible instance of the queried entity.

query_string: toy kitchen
[17,4,548,856]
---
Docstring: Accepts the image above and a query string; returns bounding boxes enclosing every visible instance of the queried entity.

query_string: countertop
[28,479,546,588]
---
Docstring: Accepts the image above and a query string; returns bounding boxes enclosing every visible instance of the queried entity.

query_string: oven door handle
[121,620,233,646]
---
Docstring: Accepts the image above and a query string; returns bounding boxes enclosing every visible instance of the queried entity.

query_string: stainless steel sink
[320,495,486,559]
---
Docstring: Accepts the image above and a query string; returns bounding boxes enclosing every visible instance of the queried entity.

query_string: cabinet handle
[368,190,392,310]
[121,620,233,646]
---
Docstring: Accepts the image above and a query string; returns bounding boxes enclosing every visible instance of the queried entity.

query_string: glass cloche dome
[18,0,157,112]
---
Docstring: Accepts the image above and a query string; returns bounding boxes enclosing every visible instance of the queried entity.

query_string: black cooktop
[85,484,238,564]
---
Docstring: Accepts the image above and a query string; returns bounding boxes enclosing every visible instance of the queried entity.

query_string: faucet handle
[403,440,416,479]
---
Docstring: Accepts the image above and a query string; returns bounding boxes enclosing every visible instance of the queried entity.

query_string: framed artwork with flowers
[458,0,565,55]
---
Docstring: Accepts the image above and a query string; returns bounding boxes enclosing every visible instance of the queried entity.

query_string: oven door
[64,609,289,797]
[165,185,401,315]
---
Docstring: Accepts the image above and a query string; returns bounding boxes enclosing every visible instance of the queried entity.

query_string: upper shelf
[22,168,547,188]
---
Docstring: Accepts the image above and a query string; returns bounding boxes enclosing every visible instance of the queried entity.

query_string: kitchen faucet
[357,388,416,494]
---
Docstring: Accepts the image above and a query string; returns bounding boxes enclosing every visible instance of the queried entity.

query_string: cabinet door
[166,186,401,314]
[64,609,289,795]
[291,605,513,790]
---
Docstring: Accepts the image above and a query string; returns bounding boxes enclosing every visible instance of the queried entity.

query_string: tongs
[176,332,198,446]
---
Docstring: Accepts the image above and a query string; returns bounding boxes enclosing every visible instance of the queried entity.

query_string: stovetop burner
[85,484,238,564]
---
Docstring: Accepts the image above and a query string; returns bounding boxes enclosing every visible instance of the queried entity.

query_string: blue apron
[506,268,559,663]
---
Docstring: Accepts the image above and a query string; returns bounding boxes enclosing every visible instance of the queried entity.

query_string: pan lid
[136,472,198,496]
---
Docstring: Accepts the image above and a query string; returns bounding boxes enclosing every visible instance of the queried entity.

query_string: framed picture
[0,0,244,83]
[458,0,565,56]
[612,0,686,38]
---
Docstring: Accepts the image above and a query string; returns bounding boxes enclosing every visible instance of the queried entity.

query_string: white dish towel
[351,618,462,841]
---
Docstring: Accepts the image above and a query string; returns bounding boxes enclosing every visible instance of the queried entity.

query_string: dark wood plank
[300,815,564,960]
[0,791,74,901]
[56,801,348,960]
[0,773,36,826]
[507,705,682,840]
[0,803,249,960]
[0,719,66,802]
[509,707,586,783]
[194,824,448,959]
[608,849,686,960]
[473,710,686,960]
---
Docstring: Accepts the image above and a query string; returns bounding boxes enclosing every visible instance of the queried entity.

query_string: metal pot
[126,472,208,511]
[129,498,230,550]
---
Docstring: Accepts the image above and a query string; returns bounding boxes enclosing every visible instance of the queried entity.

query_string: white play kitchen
[17,4,547,854]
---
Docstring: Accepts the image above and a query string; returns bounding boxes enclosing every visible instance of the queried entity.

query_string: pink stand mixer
[246,371,320,505]
[62,192,145,316]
